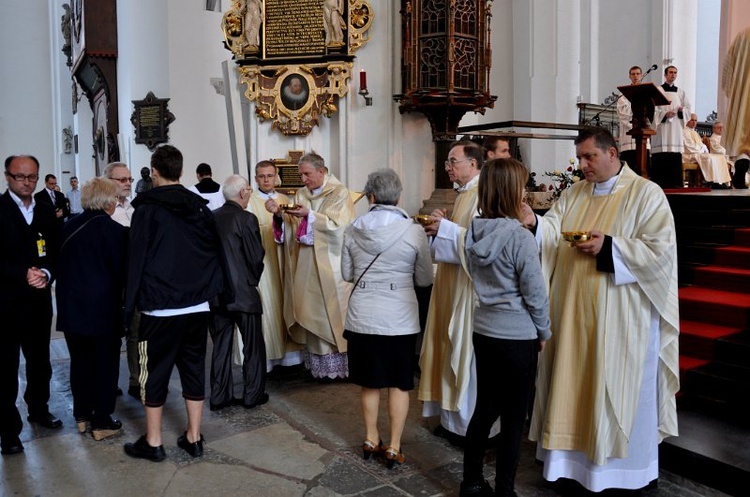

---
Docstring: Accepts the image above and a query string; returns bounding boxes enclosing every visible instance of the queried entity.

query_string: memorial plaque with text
[264,0,326,58]
[131,92,175,151]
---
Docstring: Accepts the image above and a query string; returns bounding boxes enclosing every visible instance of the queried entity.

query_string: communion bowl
[414,214,434,226]
[561,231,591,246]
[279,203,301,211]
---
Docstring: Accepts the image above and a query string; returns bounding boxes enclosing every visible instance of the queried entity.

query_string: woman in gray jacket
[459,159,551,497]
[341,169,433,469]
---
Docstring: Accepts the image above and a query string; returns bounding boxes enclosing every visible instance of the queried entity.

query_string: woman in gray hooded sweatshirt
[341,169,434,469]
[459,158,551,497]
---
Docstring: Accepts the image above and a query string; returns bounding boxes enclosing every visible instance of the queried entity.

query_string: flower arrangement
[543,159,584,201]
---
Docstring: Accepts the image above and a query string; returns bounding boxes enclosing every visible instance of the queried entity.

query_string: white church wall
[116,0,170,177]
[696,0,721,121]
[0,1,56,178]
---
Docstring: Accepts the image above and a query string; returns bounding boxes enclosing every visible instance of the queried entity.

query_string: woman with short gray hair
[341,169,434,469]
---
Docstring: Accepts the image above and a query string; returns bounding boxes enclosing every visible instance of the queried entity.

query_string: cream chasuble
[248,191,302,365]
[283,176,354,359]
[529,166,679,466]
[419,183,478,419]
[722,27,750,157]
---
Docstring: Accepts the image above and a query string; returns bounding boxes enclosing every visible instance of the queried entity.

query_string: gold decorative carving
[222,1,373,135]
[348,0,374,52]
[239,63,351,136]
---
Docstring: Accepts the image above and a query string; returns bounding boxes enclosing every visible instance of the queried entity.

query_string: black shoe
[127,385,141,399]
[209,398,240,411]
[27,412,62,429]
[92,417,123,441]
[1,436,24,455]
[177,432,205,457]
[459,480,494,497]
[124,435,166,462]
[243,393,269,409]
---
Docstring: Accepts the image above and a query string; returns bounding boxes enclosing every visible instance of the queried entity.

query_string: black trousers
[209,311,266,405]
[463,334,538,495]
[0,297,53,440]
[651,152,683,188]
[64,332,121,424]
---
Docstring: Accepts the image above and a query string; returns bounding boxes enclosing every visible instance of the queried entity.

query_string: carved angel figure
[323,0,345,46]
[243,0,264,49]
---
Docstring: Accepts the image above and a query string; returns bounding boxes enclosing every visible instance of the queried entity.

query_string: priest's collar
[455,174,479,193]
[661,83,678,92]
[256,189,277,199]
[593,167,623,195]
[310,178,328,196]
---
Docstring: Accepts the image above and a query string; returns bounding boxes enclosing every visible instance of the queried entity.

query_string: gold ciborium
[561,231,591,247]
[414,214,433,226]
[279,203,301,211]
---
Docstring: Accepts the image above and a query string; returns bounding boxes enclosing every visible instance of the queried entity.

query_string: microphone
[645,64,658,74]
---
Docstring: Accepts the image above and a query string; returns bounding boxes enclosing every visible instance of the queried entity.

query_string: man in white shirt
[103,162,134,227]
[66,176,83,215]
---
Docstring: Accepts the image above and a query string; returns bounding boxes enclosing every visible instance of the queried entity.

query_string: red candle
[360,70,367,91]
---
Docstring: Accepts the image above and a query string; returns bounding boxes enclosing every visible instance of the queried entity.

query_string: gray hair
[298,151,327,172]
[363,169,402,206]
[81,177,118,211]
[103,162,129,178]
[222,174,249,200]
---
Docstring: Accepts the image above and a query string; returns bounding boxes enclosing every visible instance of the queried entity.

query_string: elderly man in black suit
[209,175,267,411]
[1,155,62,456]
[34,174,70,223]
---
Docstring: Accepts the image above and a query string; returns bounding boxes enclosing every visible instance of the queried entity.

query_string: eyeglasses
[5,172,39,182]
[112,177,134,184]
[444,158,473,168]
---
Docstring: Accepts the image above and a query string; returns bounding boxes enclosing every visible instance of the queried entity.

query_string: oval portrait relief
[280,74,310,111]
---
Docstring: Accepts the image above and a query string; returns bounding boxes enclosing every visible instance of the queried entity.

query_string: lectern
[618,83,670,179]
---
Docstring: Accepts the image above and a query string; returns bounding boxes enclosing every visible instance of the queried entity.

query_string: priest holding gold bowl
[523,127,679,492]
[264,152,355,380]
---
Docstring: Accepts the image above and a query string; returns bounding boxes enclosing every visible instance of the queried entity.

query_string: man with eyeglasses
[247,161,301,372]
[1,155,63,456]
[419,140,499,444]
[102,162,139,397]
[103,162,135,227]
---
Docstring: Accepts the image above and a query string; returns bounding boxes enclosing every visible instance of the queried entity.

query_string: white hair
[222,174,249,200]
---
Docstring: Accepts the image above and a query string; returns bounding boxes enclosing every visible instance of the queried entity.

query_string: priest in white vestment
[418,140,500,439]
[721,28,750,190]
[651,66,690,188]
[526,127,680,492]
[683,114,731,188]
[265,153,355,379]
[248,161,302,371]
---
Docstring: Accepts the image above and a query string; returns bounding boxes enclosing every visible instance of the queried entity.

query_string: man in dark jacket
[34,173,71,223]
[1,155,62,456]
[123,145,229,462]
[209,175,267,411]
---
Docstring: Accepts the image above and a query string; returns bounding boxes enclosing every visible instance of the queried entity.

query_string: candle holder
[358,87,373,106]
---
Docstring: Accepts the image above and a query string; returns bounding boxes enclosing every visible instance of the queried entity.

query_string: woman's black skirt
[344,330,417,391]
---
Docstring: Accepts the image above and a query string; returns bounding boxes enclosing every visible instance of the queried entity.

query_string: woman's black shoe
[92,417,123,441]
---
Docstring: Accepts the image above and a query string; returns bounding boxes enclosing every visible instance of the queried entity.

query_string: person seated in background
[56,177,127,441]
[188,162,225,210]
[683,114,731,189]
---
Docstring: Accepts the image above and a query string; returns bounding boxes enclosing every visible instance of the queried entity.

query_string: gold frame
[222,0,373,136]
